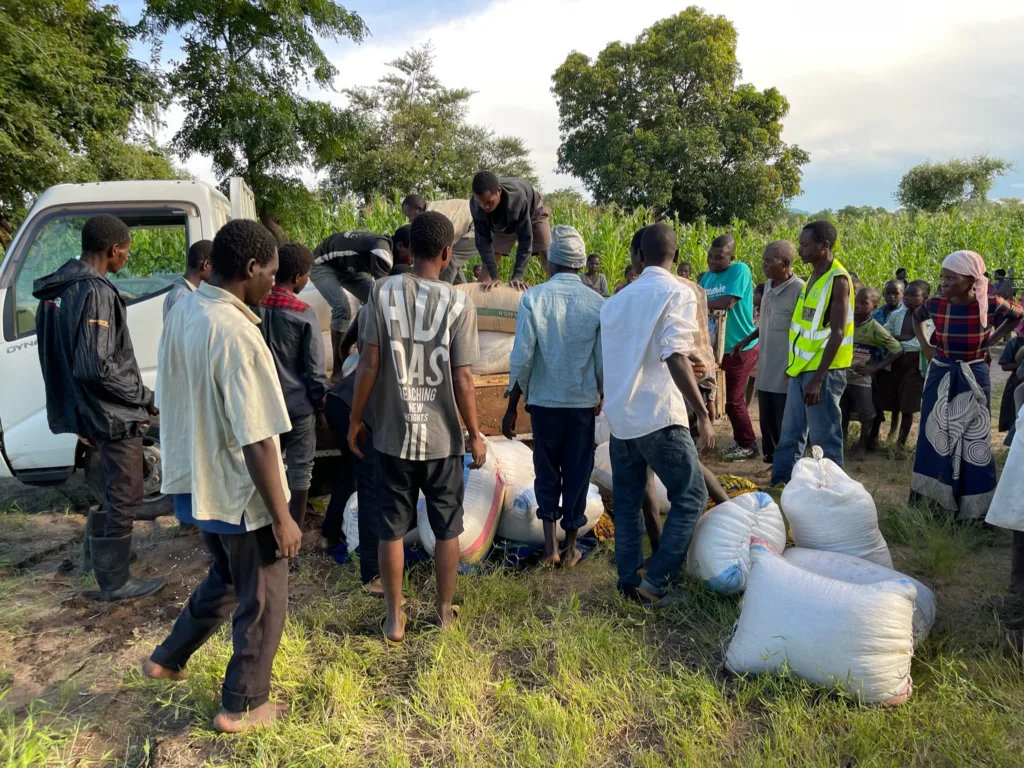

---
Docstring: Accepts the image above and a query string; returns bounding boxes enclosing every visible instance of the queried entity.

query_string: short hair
[276,242,314,283]
[410,211,454,260]
[896,267,908,275]
[211,220,277,279]
[629,226,649,255]
[472,171,501,195]
[402,193,427,212]
[858,286,880,304]
[187,239,213,270]
[640,223,677,263]
[81,215,130,253]
[393,224,412,249]
[763,240,796,264]
[995,268,1007,279]
[710,233,734,250]
[883,279,904,292]
[802,220,838,248]
[588,252,600,261]
[623,264,635,279]
[908,278,931,294]
[754,282,766,296]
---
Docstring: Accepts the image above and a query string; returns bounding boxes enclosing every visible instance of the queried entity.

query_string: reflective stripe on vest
[786,259,854,376]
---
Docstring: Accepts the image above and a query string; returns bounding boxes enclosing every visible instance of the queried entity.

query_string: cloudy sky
[122,0,1024,211]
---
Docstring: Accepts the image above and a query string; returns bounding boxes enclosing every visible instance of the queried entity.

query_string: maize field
[290,197,1024,291]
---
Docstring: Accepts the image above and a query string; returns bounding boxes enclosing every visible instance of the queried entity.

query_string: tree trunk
[259,209,287,245]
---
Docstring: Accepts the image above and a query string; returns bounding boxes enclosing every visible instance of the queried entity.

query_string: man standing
[401,194,476,284]
[470,171,551,291]
[770,221,853,486]
[601,223,714,604]
[310,230,396,376]
[581,253,610,297]
[33,215,164,601]
[163,239,213,319]
[502,225,604,568]
[731,241,804,465]
[700,234,758,460]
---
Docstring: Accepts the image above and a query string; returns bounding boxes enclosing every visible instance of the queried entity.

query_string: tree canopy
[551,7,808,225]
[326,45,536,202]
[895,155,1013,212]
[0,0,178,224]
[141,0,368,241]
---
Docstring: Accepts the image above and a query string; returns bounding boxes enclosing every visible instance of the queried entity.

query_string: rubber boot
[82,509,136,574]
[91,534,165,602]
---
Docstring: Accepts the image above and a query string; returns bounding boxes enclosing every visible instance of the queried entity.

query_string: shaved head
[640,223,678,269]
[763,240,795,264]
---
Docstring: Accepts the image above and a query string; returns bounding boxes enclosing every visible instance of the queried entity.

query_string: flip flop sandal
[436,604,461,630]
[383,611,408,647]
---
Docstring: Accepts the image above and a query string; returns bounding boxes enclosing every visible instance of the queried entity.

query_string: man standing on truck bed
[32,215,165,602]
[401,193,476,284]
[470,171,551,291]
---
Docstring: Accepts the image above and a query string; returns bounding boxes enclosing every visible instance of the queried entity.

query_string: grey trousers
[309,263,373,333]
[440,232,477,285]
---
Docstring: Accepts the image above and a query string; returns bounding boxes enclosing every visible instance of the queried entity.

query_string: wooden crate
[472,374,531,436]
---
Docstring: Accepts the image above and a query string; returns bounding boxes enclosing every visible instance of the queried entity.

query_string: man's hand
[78,434,96,450]
[594,399,603,416]
[272,516,303,559]
[690,357,707,379]
[508,278,529,292]
[147,402,159,417]
[467,431,487,469]
[480,277,502,292]
[696,415,715,457]
[804,376,823,406]
[348,420,367,459]
[501,407,517,440]
[316,408,328,433]
[729,343,744,357]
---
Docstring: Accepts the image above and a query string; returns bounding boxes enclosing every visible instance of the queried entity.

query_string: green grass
[0,692,110,767]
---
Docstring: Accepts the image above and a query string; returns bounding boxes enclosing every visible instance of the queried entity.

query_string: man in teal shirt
[700,234,757,460]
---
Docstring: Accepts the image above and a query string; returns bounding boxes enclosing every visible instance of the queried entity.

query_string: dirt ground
[0,364,1016,765]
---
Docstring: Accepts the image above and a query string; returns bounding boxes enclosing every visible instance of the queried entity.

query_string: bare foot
[384,610,407,645]
[213,701,289,734]
[560,547,583,569]
[540,551,560,567]
[142,658,186,681]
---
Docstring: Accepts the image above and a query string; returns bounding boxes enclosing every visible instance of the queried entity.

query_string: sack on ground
[472,331,516,376]
[686,492,787,594]
[783,548,936,646]
[781,446,892,567]
[343,493,417,549]
[592,442,670,513]
[986,411,1024,532]
[418,447,506,563]
[488,440,536,515]
[725,540,915,705]
[456,283,523,333]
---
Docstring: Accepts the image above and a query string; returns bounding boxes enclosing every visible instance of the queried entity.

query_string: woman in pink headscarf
[910,251,1024,521]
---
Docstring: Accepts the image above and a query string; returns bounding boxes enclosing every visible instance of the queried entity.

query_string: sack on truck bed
[418,449,506,563]
[472,331,516,376]
[781,447,892,568]
[456,283,523,333]
[783,548,936,646]
[725,540,915,705]
[686,492,787,595]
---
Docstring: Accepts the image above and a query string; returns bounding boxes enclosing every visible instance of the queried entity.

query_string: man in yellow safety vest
[770,220,853,485]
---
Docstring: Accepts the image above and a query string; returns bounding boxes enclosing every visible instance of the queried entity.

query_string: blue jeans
[530,406,596,531]
[610,425,707,596]
[770,369,847,486]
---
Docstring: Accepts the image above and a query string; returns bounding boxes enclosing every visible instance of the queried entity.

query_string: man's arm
[913,318,935,361]
[730,328,759,356]
[453,365,487,468]
[472,206,500,281]
[503,305,536,439]
[510,196,534,283]
[242,438,301,558]
[706,295,738,311]
[347,342,380,459]
[665,354,714,456]
[804,275,850,406]
[73,291,153,410]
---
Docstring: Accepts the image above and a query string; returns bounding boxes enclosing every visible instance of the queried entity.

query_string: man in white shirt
[143,220,302,734]
[600,223,714,605]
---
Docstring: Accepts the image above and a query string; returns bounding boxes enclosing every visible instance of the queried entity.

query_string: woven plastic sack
[783,547,936,646]
[686,492,787,594]
[987,410,1024,532]
[592,441,669,513]
[455,283,523,333]
[472,331,516,375]
[342,493,417,549]
[726,540,915,705]
[781,447,892,567]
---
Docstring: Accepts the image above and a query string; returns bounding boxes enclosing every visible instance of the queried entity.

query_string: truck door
[0,206,193,476]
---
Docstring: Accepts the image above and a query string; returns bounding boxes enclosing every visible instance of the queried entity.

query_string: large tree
[141,0,367,241]
[551,7,808,224]
[0,0,177,226]
[895,156,1013,212]
[328,45,537,202]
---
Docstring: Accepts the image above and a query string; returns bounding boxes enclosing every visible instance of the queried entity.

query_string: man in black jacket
[470,171,551,291]
[33,215,164,602]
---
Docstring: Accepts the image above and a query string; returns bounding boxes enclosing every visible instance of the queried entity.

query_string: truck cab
[0,179,277,513]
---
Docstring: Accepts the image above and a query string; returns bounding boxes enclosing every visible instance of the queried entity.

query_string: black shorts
[842,383,876,424]
[377,453,465,543]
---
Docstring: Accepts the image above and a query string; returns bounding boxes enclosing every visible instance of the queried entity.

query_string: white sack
[500,485,604,545]
[592,442,669,514]
[686,492,787,594]
[472,331,516,376]
[488,440,536,515]
[725,541,915,705]
[783,548,936,646]
[455,283,523,333]
[419,448,506,564]
[986,410,1024,531]
[781,446,892,567]
[343,493,417,549]
[594,412,612,445]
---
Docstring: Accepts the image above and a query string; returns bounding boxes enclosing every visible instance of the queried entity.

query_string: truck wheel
[83,426,174,520]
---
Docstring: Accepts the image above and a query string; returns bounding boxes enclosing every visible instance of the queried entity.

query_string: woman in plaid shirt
[911,251,1024,520]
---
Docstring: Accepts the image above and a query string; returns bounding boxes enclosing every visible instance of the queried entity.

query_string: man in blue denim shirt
[503,225,603,568]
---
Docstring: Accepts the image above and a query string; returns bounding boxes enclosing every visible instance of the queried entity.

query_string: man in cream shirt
[600,223,714,606]
[402,193,476,284]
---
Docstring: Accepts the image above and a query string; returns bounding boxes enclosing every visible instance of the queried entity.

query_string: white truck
[0,178,341,517]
